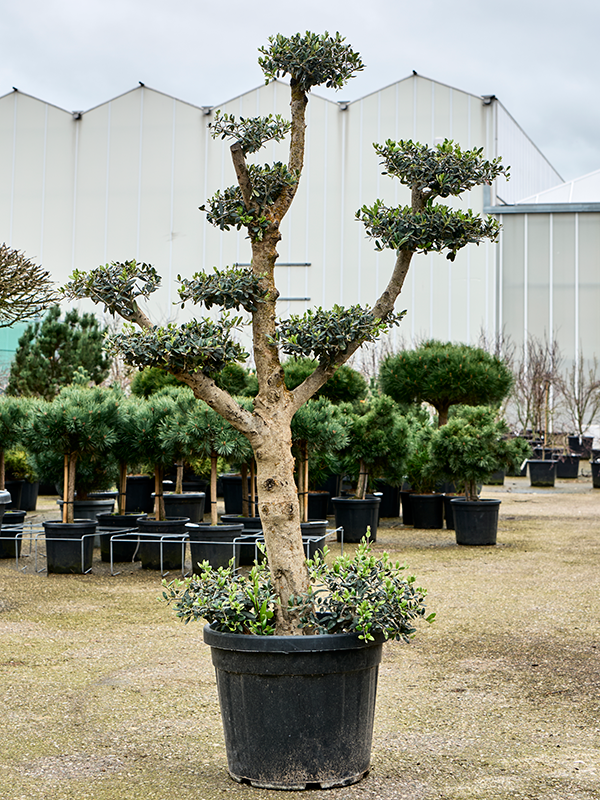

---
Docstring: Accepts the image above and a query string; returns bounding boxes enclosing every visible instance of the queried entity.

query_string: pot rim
[203,622,384,653]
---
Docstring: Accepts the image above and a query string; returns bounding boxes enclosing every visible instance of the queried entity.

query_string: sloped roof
[517,168,600,204]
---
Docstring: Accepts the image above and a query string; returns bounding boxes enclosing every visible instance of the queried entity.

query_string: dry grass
[0,478,599,800]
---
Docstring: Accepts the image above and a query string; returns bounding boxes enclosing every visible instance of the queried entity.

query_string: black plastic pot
[307,491,330,520]
[399,491,413,525]
[162,492,205,523]
[20,480,39,512]
[451,498,501,546]
[220,473,256,515]
[43,519,97,574]
[186,522,244,571]
[219,513,263,531]
[443,494,464,530]
[57,497,116,521]
[97,512,146,562]
[485,469,505,486]
[592,461,600,489]
[410,494,444,529]
[528,459,557,487]
[5,479,24,510]
[568,435,581,453]
[204,624,383,790]
[374,481,401,518]
[332,496,380,543]
[125,476,155,513]
[581,436,594,459]
[0,506,25,559]
[556,455,580,479]
[234,523,329,568]
[137,517,189,571]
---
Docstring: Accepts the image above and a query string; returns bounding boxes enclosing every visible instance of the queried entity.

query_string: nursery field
[0,476,599,800]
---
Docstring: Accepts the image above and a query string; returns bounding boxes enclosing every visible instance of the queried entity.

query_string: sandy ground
[0,475,599,800]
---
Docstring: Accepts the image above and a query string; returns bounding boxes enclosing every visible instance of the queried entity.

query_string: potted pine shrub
[26,386,119,573]
[403,415,444,529]
[132,392,191,571]
[160,395,251,570]
[65,30,505,788]
[333,395,408,542]
[430,406,531,545]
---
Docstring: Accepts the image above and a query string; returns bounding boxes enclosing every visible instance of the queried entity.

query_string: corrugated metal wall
[498,211,600,365]
[0,76,563,361]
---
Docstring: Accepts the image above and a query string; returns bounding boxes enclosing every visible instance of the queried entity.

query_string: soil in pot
[332,496,380,543]
[411,494,444,529]
[204,624,383,790]
[0,509,26,559]
[137,517,189,571]
[187,522,244,571]
[43,519,97,574]
[528,459,557,487]
[451,498,501,546]
[97,512,147,562]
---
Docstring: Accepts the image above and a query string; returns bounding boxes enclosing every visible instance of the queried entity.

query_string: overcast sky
[2,0,599,183]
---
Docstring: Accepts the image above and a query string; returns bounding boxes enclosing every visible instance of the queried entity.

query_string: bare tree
[510,336,563,438]
[0,244,59,327]
[558,352,600,438]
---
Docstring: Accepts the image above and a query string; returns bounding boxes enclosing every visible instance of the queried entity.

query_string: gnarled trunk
[253,418,309,635]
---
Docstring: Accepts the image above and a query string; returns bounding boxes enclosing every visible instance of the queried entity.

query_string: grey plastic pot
[204,624,383,790]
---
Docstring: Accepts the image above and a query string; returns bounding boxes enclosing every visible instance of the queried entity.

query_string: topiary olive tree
[379,339,513,426]
[64,32,506,633]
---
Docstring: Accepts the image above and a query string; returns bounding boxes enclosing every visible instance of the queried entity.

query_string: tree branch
[230,142,257,212]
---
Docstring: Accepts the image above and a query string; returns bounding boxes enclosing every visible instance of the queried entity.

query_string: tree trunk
[0,449,4,492]
[465,479,478,502]
[154,466,165,521]
[250,459,257,517]
[240,463,249,517]
[175,461,184,494]
[356,458,369,500]
[118,463,127,515]
[253,419,310,635]
[62,454,69,524]
[210,452,218,525]
[66,452,77,524]
[437,405,450,427]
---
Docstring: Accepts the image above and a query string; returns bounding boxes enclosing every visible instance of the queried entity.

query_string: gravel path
[0,477,599,800]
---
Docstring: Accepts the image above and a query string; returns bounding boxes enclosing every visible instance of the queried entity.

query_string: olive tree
[64,31,506,633]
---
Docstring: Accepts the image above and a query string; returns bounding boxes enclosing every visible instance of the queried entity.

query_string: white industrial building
[1,74,597,370]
